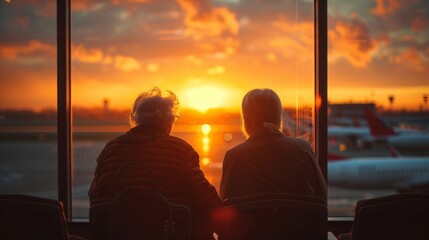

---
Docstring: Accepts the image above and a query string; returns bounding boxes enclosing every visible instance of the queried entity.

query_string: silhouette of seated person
[89,87,221,240]
[217,88,327,239]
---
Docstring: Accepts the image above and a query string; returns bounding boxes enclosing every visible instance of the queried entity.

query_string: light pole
[423,94,428,111]
[388,95,395,111]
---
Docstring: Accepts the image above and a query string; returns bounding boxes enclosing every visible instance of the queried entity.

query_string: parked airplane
[328,156,429,192]
[364,108,429,155]
[328,126,371,149]
[327,108,429,153]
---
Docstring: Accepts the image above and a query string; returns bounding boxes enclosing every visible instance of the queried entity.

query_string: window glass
[328,0,429,217]
[0,1,57,199]
[71,0,315,218]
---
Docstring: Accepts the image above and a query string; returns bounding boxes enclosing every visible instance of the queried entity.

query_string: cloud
[114,55,141,71]
[71,0,90,11]
[266,52,278,62]
[269,20,314,62]
[371,0,404,16]
[0,40,54,60]
[176,0,239,40]
[111,0,151,4]
[389,47,426,72]
[328,17,380,68]
[72,0,150,10]
[207,65,225,75]
[187,54,203,65]
[411,16,428,32]
[71,45,144,72]
[72,45,105,63]
[146,63,159,72]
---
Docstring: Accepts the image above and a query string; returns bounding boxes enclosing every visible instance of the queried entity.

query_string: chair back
[350,193,429,240]
[0,194,70,240]
[218,193,327,240]
[90,161,192,240]
[89,201,111,240]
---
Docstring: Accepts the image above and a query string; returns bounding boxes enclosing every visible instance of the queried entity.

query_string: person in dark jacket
[219,88,327,201]
[89,87,221,239]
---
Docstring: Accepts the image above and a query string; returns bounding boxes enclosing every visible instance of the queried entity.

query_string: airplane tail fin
[388,145,400,157]
[364,108,396,136]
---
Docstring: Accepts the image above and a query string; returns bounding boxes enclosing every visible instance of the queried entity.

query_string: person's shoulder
[164,134,190,144]
[223,141,250,164]
[227,140,250,155]
[159,134,195,150]
[106,133,128,146]
[288,136,311,145]
[283,136,313,150]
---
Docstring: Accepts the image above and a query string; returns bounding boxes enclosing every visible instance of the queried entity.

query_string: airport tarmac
[0,136,398,219]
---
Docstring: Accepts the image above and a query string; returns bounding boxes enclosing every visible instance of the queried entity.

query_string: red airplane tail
[363,108,396,136]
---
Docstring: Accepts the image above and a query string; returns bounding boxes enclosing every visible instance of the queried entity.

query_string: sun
[182,86,225,112]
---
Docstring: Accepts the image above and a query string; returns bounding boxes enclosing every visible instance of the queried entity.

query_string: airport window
[70,0,318,219]
[0,1,58,199]
[2,0,427,223]
[327,0,429,217]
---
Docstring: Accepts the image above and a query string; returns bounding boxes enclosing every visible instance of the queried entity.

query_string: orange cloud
[71,45,143,72]
[328,17,378,68]
[411,16,428,32]
[371,0,403,16]
[71,0,90,11]
[207,65,225,75]
[176,0,239,40]
[389,47,426,72]
[0,40,54,60]
[114,55,141,71]
[111,0,151,4]
[371,0,421,16]
[72,45,104,63]
[270,20,314,62]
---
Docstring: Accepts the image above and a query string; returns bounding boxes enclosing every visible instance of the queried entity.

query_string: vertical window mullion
[57,0,72,220]
[314,0,328,181]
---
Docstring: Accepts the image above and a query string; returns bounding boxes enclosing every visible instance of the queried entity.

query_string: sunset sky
[0,0,428,112]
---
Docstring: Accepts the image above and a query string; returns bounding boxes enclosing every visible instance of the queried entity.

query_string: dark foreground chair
[89,201,111,240]
[90,161,192,240]
[90,199,192,240]
[216,193,327,240]
[338,193,429,240]
[0,194,70,240]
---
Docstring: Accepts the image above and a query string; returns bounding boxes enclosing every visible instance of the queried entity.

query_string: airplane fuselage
[328,157,429,192]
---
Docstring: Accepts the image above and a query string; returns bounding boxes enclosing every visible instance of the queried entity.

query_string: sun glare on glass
[201,157,211,166]
[201,124,211,135]
[183,86,224,112]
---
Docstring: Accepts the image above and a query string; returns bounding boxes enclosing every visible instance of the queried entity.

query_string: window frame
[57,0,72,220]
[56,0,328,221]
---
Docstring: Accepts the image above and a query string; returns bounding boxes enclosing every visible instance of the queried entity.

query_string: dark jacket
[219,130,327,201]
[89,123,221,237]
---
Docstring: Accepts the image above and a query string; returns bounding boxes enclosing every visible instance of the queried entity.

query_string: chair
[338,193,429,240]
[0,194,70,240]
[90,201,192,240]
[89,161,192,240]
[89,201,111,240]
[216,193,327,240]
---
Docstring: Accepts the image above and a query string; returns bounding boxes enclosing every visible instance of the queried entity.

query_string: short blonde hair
[129,87,179,129]
[241,88,283,137]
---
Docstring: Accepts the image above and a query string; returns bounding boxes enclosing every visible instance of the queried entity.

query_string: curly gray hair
[129,87,179,131]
